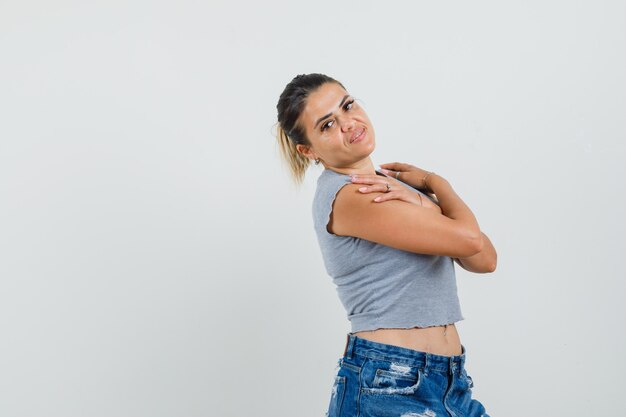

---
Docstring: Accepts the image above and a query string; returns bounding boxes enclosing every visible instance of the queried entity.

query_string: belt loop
[344,333,355,359]
[448,356,454,376]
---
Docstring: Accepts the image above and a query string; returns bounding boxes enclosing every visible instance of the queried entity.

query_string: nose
[339,117,355,132]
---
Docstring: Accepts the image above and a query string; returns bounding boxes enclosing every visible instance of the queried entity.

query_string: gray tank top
[312,168,464,333]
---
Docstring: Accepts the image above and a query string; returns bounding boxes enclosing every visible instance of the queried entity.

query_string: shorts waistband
[343,332,467,375]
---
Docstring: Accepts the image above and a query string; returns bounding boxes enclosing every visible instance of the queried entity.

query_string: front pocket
[361,359,422,395]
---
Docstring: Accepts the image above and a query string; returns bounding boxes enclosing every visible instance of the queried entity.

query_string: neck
[323,158,376,176]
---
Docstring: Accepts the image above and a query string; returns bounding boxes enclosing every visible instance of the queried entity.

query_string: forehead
[300,82,348,129]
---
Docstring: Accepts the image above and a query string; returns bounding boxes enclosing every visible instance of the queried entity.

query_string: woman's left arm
[453,232,497,273]
[355,173,496,273]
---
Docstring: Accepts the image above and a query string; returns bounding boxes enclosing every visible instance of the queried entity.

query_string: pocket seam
[374,368,416,384]
[362,367,422,396]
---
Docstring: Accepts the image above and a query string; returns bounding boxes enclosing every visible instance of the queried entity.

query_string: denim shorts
[325,333,490,417]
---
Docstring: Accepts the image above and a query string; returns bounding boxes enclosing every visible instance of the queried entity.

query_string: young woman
[275,73,497,417]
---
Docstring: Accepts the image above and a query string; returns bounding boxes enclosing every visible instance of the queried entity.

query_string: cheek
[323,133,346,154]
[357,109,371,122]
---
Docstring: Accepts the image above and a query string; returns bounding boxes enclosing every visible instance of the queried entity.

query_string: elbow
[461,232,484,257]
[485,251,498,273]
[472,256,497,274]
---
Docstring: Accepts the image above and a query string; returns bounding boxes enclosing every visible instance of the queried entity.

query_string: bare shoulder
[327,183,363,235]
[328,183,481,258]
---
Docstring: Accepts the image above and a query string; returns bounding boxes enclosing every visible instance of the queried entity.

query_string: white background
[1,1,625,416]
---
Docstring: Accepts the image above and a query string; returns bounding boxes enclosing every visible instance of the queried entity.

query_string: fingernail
[374,197,381,202]
[359,187,367,192]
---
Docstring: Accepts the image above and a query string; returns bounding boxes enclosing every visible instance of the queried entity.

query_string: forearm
[454,232,497,273]
[428,174,481,239]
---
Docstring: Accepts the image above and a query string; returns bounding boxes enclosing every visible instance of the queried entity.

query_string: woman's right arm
[328,173,484,258]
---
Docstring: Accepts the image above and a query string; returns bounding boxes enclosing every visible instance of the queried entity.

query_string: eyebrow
[313,94,351,129]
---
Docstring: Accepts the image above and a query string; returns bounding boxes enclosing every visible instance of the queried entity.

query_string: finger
[373,191,400,202]
[351,174,388,185]
[358,183,391,194]
[351,174,383,180]
[380,168,402,180]
[374,191,423,206]
[379,162,411,171]
[379,168,395,176]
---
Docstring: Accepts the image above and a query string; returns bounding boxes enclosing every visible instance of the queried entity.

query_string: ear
[296,143,316,161]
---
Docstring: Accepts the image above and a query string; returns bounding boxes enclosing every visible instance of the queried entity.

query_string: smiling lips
[350,128,365,144]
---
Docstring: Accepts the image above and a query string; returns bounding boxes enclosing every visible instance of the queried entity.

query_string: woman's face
[296,82,375,169]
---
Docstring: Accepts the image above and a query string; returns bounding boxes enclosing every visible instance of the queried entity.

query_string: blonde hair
[275,122,312,185]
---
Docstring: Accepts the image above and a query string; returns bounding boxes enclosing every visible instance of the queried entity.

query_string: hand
[350,174,441,212]
[378,162,437,192]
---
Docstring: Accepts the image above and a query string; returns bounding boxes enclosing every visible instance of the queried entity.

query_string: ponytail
[275,123,311,185]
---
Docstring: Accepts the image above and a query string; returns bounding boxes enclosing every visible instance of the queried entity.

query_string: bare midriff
[353,323,462,357]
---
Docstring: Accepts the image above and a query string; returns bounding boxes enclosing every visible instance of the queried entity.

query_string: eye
[321,99,355,132]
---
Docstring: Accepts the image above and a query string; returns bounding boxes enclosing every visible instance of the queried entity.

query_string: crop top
[312,168,464,333]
